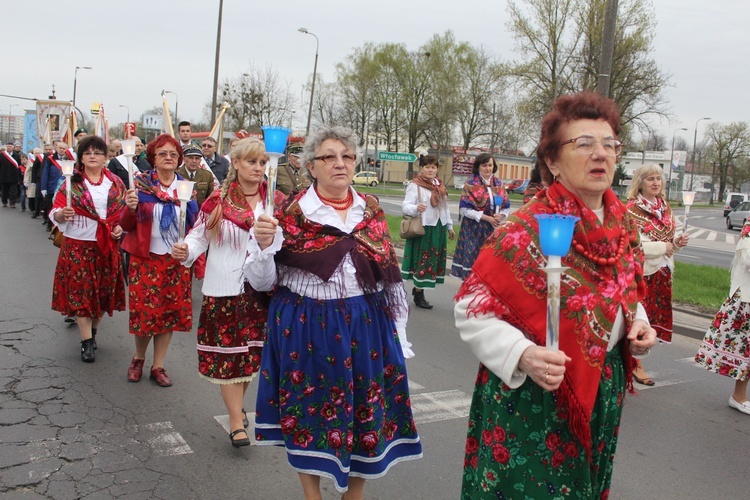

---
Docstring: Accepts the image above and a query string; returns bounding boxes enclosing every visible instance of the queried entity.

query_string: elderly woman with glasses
[120,134,199,387]
[246,125,422,499]
[50,135,127,362]
[454,91,656,499]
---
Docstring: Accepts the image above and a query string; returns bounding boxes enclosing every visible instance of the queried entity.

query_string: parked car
[504,179,524,191]
[726,201,750,230]
[509,179,530,194]
[723,192,748,217]
[352,171,379,186]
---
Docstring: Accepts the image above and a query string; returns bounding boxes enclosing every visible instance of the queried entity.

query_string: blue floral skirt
[451,217,494,280]
[254,287,422,493]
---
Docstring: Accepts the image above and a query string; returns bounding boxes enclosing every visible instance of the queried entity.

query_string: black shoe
[412,289,433,309]
[242,408,249,428]
[229,428,250,447]
[81,338,95,363]
[31,214,38,219]
[92,328,97,350]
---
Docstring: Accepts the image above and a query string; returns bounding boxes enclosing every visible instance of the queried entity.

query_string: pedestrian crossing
[675,215,737,245]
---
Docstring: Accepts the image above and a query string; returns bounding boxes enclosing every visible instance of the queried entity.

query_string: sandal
[633,371,655,386]
[241,408,249,428]
[229,428,250,448]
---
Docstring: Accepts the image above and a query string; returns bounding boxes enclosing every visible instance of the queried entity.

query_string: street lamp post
[72,66,92,127]
[6,104,18,143]
[667,127,688,200]
[163,90,178,130]
[298,28,319,137]
[689,117,711,191]
[118,104,130,123]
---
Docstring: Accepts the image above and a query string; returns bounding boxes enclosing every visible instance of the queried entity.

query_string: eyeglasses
[313,153,357,165]
[201,144,215,148]
[82,151,106,157]
[560,136,622,156]
[156,151,180,159]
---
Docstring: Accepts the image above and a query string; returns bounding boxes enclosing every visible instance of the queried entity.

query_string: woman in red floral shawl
[626,164,689,385]
[454,92,656,499]
[50,135,127,363]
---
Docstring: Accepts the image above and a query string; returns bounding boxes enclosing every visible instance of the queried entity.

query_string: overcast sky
[4,0,747,148]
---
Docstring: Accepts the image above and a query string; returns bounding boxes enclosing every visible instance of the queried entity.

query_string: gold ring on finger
[545,372,549,383]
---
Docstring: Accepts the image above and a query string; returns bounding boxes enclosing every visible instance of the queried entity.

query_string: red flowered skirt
[52,237,125,318]
[643,267,673,343]
[197,283,270,384]
[128,252,192,337]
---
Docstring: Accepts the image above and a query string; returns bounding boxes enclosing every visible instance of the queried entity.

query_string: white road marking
[409,380,425,391]
[410,389,472,424]
[137,421,193,456]
[726,234,736,245]
[690,229,707,238]
[706,231,717,241]
[634,377,704,390]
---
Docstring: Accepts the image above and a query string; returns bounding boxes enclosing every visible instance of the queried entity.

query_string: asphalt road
[1,204,748,499]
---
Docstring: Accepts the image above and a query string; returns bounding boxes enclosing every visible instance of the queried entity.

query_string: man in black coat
[0,141,21,208]
[30,144,52,218]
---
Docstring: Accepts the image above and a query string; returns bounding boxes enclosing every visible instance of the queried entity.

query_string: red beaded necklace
[83,171,104,186]
[316,187,353,211]
[548,198,627,267]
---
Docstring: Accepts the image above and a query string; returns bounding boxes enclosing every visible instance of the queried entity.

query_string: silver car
[726,201,750,230]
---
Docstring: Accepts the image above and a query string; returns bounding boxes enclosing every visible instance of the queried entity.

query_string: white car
[726,201,750,230]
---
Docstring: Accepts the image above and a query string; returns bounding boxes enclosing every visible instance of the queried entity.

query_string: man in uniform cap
[178,146,215,280]
[276,144,310,195]
[178,147,215,207]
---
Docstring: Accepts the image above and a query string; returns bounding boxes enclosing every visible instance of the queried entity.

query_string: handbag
[399,183,425,239]
[49,227,64,248]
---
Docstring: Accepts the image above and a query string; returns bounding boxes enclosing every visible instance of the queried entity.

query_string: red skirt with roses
[197,283,269,384]
[128,253,192,337]
[52,237,125,318]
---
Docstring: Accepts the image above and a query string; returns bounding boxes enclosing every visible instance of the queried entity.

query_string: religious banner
[36,100,71,143]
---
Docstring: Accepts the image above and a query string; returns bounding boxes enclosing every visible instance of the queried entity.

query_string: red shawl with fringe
[456,181,646,458]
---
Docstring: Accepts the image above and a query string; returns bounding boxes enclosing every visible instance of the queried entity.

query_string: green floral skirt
[400,222,448,289]
[462,348,625,500]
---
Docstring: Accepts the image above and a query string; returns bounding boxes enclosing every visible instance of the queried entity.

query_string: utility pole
[597,0,618,97]
[210,0,224,125]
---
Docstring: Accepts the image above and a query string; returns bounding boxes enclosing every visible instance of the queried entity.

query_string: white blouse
[244,187,414,358]
[402,181,453,228]
[50,177,113,241]
[149,185,179,255]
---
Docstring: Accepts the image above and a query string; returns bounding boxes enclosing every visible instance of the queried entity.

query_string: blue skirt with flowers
[254,287,422,493]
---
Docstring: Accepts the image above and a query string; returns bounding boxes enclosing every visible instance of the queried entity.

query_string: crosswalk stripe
[707,232,717,241]
[726,234,736,245]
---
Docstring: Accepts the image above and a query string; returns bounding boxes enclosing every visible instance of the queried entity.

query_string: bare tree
[217,64,295,131]
[705,122,750,195]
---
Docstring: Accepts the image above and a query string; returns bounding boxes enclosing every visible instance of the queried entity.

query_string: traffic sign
[377,151,417,163]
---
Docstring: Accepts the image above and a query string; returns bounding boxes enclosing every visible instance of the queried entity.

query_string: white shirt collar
[299,186,366,233]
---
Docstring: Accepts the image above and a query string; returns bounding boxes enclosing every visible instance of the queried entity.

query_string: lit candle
[681,191,696,235]
[121,139,136,190]
[60,160,75,208]
[174,180,195,242]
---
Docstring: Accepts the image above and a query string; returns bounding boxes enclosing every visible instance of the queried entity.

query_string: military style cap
[183,146,202,157]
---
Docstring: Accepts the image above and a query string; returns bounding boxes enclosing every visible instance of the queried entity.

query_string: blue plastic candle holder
[261,126,291,154]
[535,214,579,257]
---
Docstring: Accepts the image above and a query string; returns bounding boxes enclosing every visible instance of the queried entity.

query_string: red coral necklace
[316,187,353,210]
[548,198,627,267]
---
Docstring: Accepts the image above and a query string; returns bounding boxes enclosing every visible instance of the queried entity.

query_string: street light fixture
[689,117,711,191]
[298,27,319,137]
[163,90,178,130]
[6,104,18,143]
[119,104,130,123]
[72,66,92,128]
[667,127,688,200]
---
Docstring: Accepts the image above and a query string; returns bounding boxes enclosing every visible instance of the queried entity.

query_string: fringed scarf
[626,194,675,243]
[135,170,199,247]
[53,168,127,265]
[455,181,646,458]
[412,174,448,207]
[274,189,405,317]
[459,174,509,214]
[198,181,285,249]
